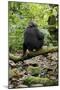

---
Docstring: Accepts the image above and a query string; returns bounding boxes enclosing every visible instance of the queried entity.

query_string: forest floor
[8,51,58,88]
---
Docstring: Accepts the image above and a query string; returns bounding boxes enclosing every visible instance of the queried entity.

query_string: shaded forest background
[8,2,58,53]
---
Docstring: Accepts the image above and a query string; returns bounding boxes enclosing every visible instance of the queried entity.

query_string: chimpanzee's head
[28,21,37,27]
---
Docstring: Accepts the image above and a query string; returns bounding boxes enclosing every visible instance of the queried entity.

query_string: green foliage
[23,76,58,86]
[8,1,58,53]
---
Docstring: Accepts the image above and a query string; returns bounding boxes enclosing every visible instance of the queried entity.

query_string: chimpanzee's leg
[23,43,27,56]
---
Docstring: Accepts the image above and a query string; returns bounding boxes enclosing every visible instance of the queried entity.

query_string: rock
[34,56,40,60]
[17,67,23,71]
[10,78,19,88]
[51,61,57,66]
[27,66,40,76]
[48,71,54,76]
[40,68,47,77]
[12,78,19,82]
[43,57,48,61]
[40,72,45,77]
[51,56,58,61]
[17,84,28,88]
[49,76,56,80]
[16,61,22,67]
[20,70,27,76]
[49,64,57,70]
[9,68,23,78]
[8,84,14,89]
[39,55,44,60]
[40,60,50,69]
[47,52,58,61]
[9,60,16,68]
[47,53,52,59]
[22,75,29,79]
[24,59,38,66]
[31,84,43,87]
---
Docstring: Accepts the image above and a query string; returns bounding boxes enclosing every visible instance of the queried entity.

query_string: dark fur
[23,22,44,55]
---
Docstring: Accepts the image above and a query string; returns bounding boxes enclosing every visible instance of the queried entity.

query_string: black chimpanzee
[23,21,44,55]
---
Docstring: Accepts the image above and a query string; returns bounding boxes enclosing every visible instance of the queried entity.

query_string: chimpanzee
[23,21,44,55]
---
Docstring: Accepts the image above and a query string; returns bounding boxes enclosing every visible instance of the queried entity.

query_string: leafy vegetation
[8,1,58,53]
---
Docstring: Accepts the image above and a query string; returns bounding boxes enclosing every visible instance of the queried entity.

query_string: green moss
[23,76,58,87]
[27,66,40,76]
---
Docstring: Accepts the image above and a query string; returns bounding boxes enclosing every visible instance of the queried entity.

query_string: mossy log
[9,46,58,62]
[23,76,58,86]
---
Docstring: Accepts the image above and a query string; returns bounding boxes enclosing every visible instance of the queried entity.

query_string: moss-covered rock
[23,76,58,87]
[27,66,40,76]
[9,68,23,79]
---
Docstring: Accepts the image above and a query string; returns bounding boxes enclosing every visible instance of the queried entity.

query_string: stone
[16,62,22,67]
[31,84,43,87]
[17,84,28,88]
[27,66,40,76]
[47,53,52,59]
[51,61,57,66]
[24,59,38,66]
[9,68,23,78]
[50,76,56,80]
[8,84,14,89]
[9,60,16,67]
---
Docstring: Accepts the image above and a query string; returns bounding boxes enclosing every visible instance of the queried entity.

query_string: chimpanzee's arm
[35,28,44,40]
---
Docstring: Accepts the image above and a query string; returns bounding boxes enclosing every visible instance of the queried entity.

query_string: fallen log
[9,46,58,62]
[23,76,58,86]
